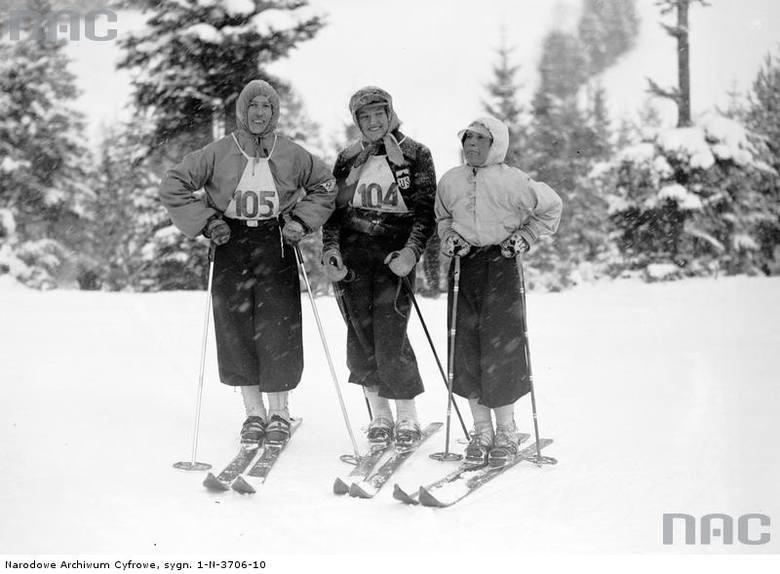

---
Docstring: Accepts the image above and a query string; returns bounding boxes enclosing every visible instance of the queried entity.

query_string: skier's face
[247,95,273,134]
[357,105,389,142]
[462,131,492,167]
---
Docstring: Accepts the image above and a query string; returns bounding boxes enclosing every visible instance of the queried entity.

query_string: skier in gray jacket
[160,80,336,446]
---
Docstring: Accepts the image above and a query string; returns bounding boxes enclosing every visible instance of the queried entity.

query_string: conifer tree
[116,0,325,158]
[744,50,780,273]
[0,0,94,288]
[482,33,527,168]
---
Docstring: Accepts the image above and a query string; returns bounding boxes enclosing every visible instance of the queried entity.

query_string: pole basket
[173,461,212,472]
[429,451,463,462]
[527,454,558,467]
[339,454,360,465]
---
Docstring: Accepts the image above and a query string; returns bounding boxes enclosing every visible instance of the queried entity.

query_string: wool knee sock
[241,385,267,420]
[395,399,418,425]
[267,391,290,421]
[493,404,516,431]
[364,386,393,422]
[468,398,493,434]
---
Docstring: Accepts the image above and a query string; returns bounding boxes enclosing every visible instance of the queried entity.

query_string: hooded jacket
[160,80,336,238]
[322,87,436,259]
[435,116,562,248]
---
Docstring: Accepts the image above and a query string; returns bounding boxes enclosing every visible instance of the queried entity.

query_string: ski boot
[488,425,520,467]
[240,416,266,448]
[367,416,394,450]
[265,414,292,444]
[394,419,422,450]
[464,427,494,466]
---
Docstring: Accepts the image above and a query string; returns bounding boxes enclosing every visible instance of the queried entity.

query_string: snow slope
[0,276,778,559]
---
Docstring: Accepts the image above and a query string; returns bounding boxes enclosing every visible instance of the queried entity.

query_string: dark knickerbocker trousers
[337,231,424,400]
[211,219,303,390]
[448,246,530,408]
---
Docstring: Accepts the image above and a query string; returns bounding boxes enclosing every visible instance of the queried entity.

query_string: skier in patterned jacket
[160,79,336,446]
[321,86,437,448]
[435,116,562,466]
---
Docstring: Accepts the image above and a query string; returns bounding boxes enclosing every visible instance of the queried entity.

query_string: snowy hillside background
[1,274,778,559]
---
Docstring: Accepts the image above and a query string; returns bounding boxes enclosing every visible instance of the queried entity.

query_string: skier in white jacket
[435,116,562,466]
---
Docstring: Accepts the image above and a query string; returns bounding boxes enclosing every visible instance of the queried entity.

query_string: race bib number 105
[231,189,277,219]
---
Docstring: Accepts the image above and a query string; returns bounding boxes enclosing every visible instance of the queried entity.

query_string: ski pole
[430,256,464,462]
[401,276,469,440]
[173,244,215,472]
[295,245,362,462]
[517,257,557,466]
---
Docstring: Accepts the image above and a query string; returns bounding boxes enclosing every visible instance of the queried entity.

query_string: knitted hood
[235,79,280,137]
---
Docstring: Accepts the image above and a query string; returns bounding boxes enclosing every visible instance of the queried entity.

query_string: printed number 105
[235,190,276,218]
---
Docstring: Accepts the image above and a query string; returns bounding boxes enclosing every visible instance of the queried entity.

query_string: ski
[231,418,302,494]
[417,438,554,508]
[392,433,531,505]
[349,422,443,499]
[203,445,263,492]
[333,442,394,495]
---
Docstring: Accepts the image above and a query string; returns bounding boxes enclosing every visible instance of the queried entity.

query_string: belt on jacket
[343,207,413,237]
[224,216,280,228]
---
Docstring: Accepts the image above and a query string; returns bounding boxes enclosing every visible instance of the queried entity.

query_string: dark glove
[500,232,530,258]
[322,249,348,282]
[384,247,417,277]
[442,232,471,257]
[281,219,306,244]
[203,217,230,246]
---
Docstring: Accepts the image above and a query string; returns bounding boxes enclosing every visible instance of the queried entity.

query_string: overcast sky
[64,0,780,172]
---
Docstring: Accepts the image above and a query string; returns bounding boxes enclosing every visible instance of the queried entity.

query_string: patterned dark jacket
[322,131,437,260]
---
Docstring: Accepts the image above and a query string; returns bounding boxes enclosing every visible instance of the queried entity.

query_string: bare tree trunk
[677,0,691,127]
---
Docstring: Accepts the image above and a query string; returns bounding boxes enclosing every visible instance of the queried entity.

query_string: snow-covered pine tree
[510,0,640,289]
[87,116,208,291]
[482,32,527,170]
[594,113,777,278]
[116,0,325,161]
[0,0,94,289]
[743,49,780,273]
[598,0,778,279]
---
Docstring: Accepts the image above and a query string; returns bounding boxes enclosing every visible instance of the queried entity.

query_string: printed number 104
[358,182,398,209]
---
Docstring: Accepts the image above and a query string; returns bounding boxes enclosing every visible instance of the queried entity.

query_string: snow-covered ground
[0,275,778,562]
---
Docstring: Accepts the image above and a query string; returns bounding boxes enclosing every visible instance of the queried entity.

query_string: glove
[323,249,348,282]
[500,232,530,258]
[442,232,471,257]
[384,247,417,277]
[203,217,230,246]
[281,219,306,244]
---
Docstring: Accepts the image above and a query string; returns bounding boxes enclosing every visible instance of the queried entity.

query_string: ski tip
[392,484,419,505]
[231,475,256,495]
[333,477,349,495]
[348,482,372,499]
[202,472,230,492]
[418,486,446,508]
